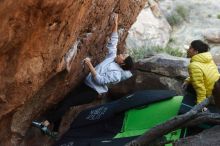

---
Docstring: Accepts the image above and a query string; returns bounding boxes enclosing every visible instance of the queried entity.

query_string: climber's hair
[190,40,210,53]
[121,56,134,70]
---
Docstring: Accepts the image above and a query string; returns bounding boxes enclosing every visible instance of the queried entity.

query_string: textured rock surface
[135,54,189,94]
[174,125,220,146]
[0,0,147,145]
[136,53,189,79]
[204,29,220,43]
[126,2,171,49]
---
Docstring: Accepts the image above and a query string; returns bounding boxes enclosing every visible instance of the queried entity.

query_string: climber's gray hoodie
[84,32,132,94]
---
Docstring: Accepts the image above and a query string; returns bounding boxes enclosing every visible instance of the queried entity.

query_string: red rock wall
[0,0,147,145]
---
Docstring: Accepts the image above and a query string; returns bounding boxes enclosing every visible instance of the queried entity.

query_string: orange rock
[0,0,147,145]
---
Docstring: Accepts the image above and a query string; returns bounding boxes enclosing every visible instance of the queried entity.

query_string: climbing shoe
[32,121,58,139]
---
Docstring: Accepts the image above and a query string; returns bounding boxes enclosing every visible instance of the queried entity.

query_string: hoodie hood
[191,52,213,63]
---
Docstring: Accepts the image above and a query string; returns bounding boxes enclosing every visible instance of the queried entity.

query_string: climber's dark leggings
[179,84,197,114]
[45,83,99,131]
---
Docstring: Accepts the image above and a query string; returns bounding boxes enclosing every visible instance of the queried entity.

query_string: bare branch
[183,112,220,127]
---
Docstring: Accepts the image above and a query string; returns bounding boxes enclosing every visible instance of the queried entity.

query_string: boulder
[174,125,220,146]
[0,0,148,145]
[136,53,189,79]
[204,29,220,43]
[125,2,171,50]
[135,54,189,94]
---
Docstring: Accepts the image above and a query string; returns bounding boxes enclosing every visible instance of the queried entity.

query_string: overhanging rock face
[0,0,148,145]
